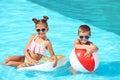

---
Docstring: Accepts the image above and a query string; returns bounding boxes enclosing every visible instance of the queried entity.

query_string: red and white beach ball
[70,48,99,72]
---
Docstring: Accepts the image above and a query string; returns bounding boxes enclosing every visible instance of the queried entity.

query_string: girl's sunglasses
[79,36,89,39]
[36,28,46,32]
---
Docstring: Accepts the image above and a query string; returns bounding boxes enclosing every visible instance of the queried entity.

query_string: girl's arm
[46,40,57,67]
[24,34,38,63]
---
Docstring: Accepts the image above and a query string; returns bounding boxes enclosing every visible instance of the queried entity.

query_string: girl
[5,16,57,67]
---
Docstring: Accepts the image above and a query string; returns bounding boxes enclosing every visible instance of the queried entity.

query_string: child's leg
[5,56,25,66]
[18,62,31,68]
[68,66,78,74]
[18,56,43,68]
[6,61,24,66]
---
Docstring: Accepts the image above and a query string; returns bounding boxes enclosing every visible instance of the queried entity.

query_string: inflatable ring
[41,55,65,61]
[17,55,67,71]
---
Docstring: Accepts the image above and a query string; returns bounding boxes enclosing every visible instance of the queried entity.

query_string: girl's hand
[28,58,38,65]
[51,56,57,67]
[46,40,57,67]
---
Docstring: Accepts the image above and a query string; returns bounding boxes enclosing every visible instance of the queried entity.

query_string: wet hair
[32,16,49,28]
[78,25,91,36]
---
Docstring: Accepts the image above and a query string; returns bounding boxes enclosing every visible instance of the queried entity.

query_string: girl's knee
[6,61,14,66]
[20,56,25,62]
[5,57,11,63]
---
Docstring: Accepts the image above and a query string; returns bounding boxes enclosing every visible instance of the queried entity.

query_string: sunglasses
[36,28,46,32]
[79,36,89,39]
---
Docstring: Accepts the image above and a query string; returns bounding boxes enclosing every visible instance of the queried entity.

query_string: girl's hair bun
[43,16,49,21]
[32,18,38,24]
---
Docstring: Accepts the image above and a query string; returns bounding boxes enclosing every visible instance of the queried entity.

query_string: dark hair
[78,25,91,36]
[32,16,49,28]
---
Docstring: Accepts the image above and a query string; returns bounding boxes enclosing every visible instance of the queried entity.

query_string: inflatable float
[70,48,99,72]
[17,55,67,72]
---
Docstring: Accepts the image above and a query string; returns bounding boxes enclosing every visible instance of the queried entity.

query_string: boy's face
[78,31,90,44]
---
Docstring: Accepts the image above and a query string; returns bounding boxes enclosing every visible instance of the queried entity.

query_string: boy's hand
[84,52,91,58]
[84,46,92,58]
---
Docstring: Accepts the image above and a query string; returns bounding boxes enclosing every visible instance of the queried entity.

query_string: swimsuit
[28,35,47,55]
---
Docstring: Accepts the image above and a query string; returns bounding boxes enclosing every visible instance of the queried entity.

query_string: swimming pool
[0,0,120,80]
[29,0,120,35]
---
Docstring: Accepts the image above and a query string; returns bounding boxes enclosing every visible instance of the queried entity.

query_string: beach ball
[70,48,99,72]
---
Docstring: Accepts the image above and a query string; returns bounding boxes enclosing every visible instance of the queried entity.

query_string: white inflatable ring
[17,55,67,72]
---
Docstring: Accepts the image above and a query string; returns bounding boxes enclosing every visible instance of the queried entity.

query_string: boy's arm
[89,43,98,53]
[74,39,86,49]
[84,43,98,57]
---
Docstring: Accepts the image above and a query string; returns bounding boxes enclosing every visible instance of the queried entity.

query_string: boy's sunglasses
[36,28,46,32]
[79,36,89,39]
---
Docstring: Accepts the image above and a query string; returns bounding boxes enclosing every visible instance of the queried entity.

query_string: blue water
[0,0,120,80]
[29,0,120,35]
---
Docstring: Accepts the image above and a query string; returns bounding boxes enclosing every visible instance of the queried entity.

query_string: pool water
[0,0,120,80]
[29,0,120,35]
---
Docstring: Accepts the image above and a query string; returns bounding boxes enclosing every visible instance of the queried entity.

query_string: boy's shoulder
[74,39,80,43]
[87,41,93,45]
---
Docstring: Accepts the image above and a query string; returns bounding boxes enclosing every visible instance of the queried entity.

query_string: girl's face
[78,31,90,44]
[35,24,48,37]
